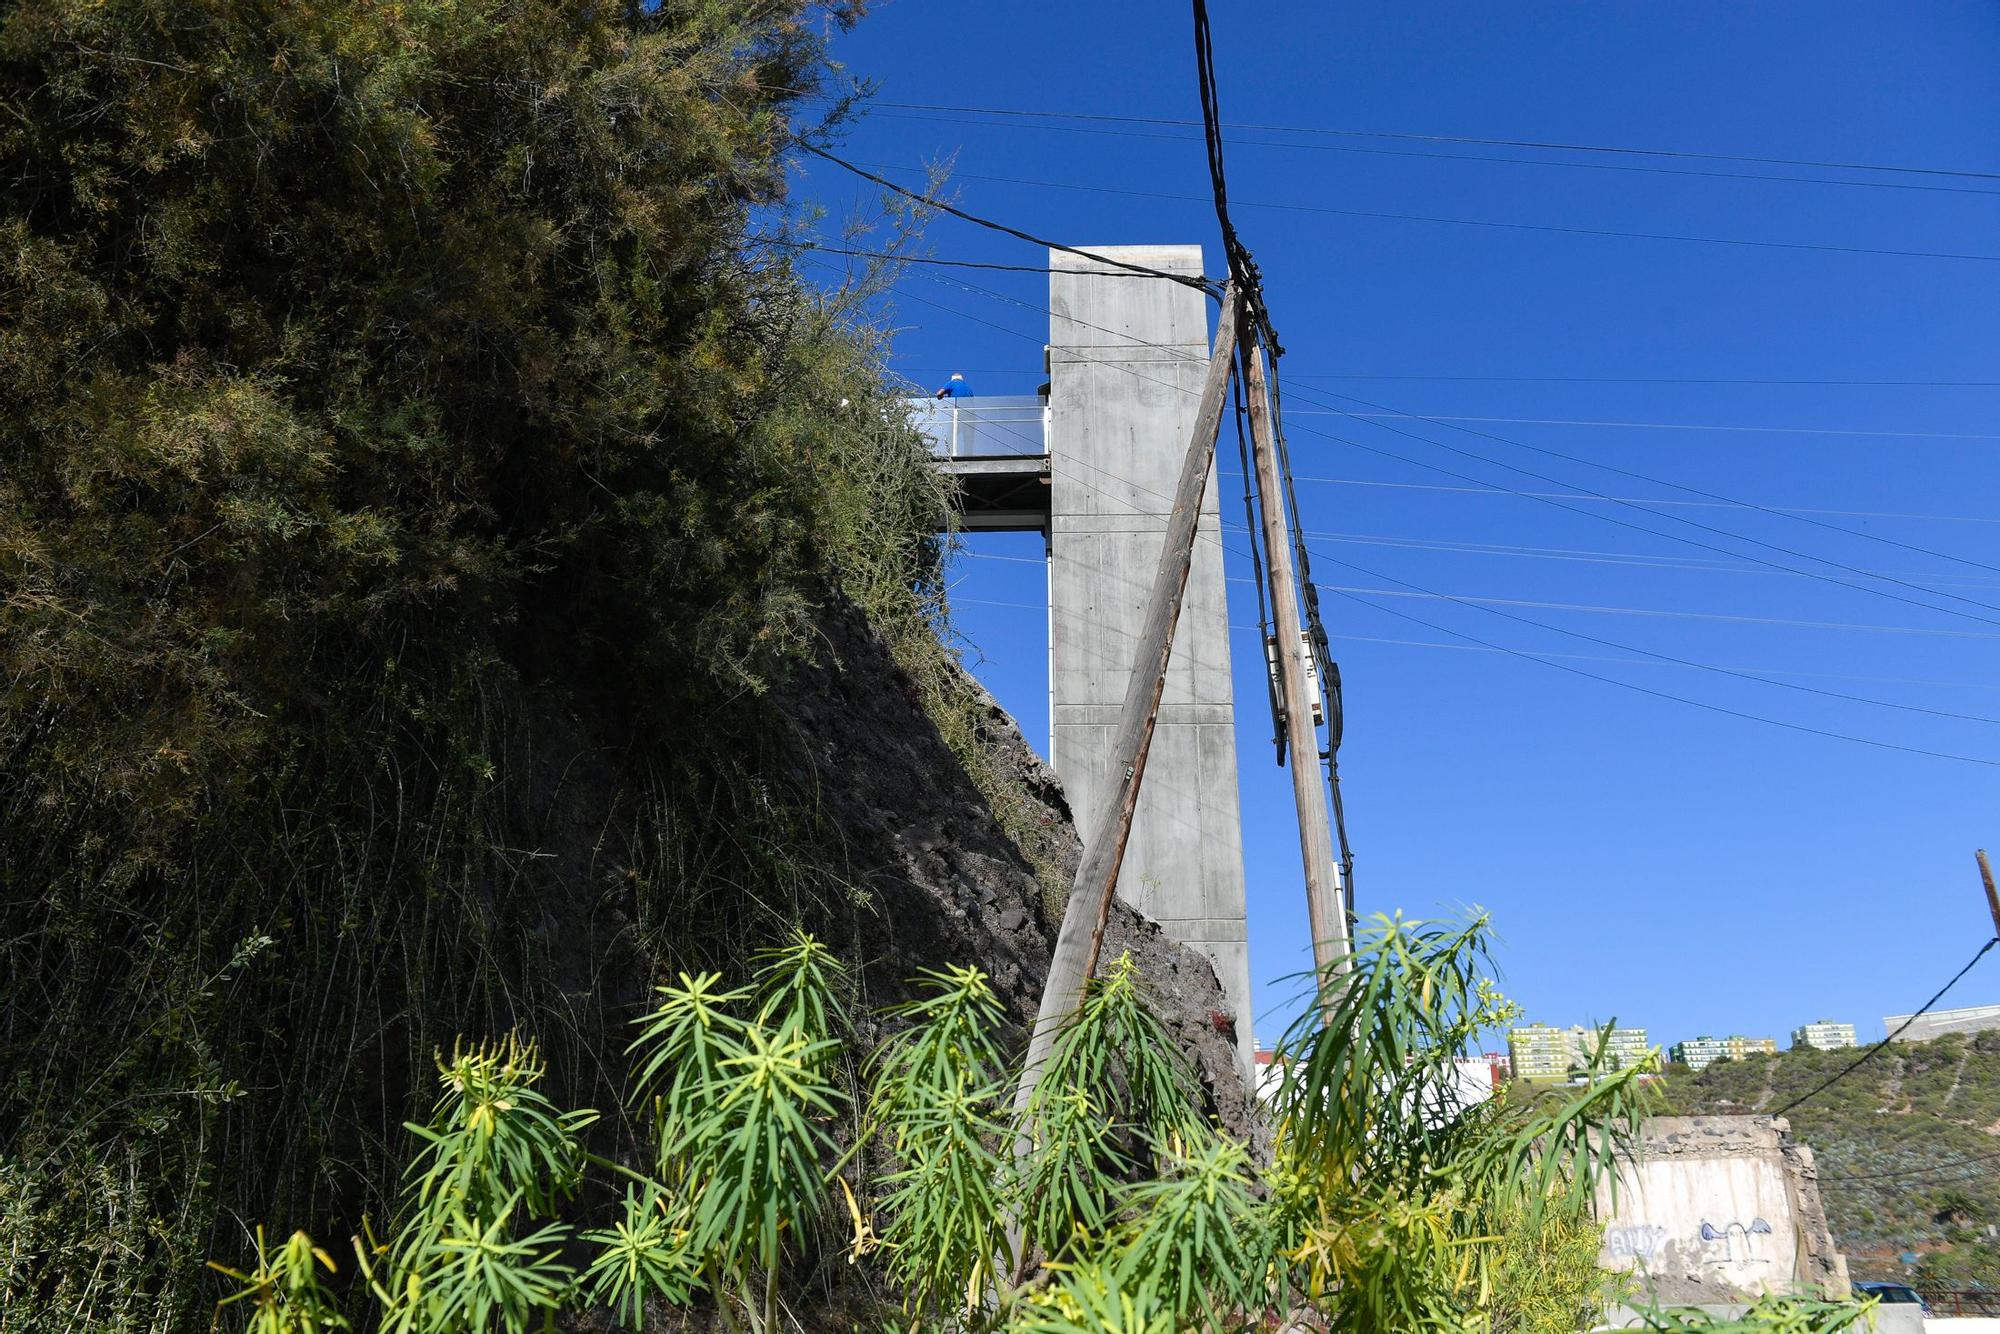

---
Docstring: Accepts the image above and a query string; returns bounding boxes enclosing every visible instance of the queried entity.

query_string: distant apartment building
[1508,1024,1569,1080]
[1671,1034,1779,1071]
[1508,1024,1651,1080]
[1884,1002,2000,1044]
[1791,1019,1858,1051]
[1251,1048,1496,1111]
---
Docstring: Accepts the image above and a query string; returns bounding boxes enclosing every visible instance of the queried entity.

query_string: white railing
[908,395,1049,458]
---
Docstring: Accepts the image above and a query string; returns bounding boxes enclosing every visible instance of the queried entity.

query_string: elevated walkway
[913,395,1052,534]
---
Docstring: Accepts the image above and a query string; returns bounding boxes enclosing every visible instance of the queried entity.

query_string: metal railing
[1920,1288,2000,1317]
[908,395,1049,459]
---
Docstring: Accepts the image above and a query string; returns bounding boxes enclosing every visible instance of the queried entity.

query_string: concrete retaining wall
[1597,1115,1849,1306]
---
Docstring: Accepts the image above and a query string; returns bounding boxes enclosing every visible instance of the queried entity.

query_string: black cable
[853,99,2000,185]
[854,107,2000,200]
[1286,381,2000,583]
[794,143,1220,295]
[845,156,2000,268]
[1824,1145,2000,1185]
[1231,366,1284,761]
[1314,582,2000,768]
[760,237,1193,278]
[1297,541,2000,727]
[867,266,2000,766]
[1191,0,1353,909]
[1283,405,2000,632]
[1772,938,2000,1116]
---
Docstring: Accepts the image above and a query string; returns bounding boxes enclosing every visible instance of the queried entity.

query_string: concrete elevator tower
[1045,246,1252,1060]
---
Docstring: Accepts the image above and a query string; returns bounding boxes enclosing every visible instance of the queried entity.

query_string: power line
[881,272,2000,764]
[1282,383,2000,586]
[795,143,1219,293]
[1262,523,2000,592]
[1313,583,2000,768]
[1314,583,2000,640]
[760,237,1173,278]
[894,262,2000,632]
[1279,475,2000,529]
[845,157,2000,268]
[894,366,2000,390]
[852,100,2000,186]
[1772,938,2000,1116]
[1278,404,2000,626]
[957,554,2000,693]
[1297,632,2000,696]
[887,262,2000,626]
[1823,1145,2000,1185]
[1287,410,2000,443]
[1294,555,2000,727]
[1289,373,2000,387]
[857,107,2000,200]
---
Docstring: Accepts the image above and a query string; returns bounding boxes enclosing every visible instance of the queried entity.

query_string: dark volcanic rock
[772,599,1257,1142]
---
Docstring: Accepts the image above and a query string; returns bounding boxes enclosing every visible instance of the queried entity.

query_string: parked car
[1853,1281,1930,1317]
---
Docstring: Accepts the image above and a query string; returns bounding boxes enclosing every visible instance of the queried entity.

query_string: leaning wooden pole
[1012,286,1239,1124]
[1244,345,1352,980]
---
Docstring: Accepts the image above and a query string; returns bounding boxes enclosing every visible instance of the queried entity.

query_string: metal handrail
[909,395,1048,459]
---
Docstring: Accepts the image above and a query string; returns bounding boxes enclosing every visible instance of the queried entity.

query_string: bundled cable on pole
[1192,0,1358,924]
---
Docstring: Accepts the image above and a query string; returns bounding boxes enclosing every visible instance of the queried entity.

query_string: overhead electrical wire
[853,107,2000,199]
[1278,475,2000,528]
[1286,410,2000,442]
[893,257,2000,627]
[892,366,2000,390]
[1771,938,2000,1115]
[760,237,1169,278]
[1288,372,2000,387]
[1304,583,2000,640]
[961,553,2000,688]
[1282,409,2000,626]
[848,99,2000,186]
[843,156,2000,268]
[811,262,2000,766]
[953,559,2000,693]
[1236,519,2000,591]
[1291,554,2000,726]
[795,143,1220,293]
[1312,581,2000,768]
[1280,381,2000,581]
[1822,1145,2000,1185]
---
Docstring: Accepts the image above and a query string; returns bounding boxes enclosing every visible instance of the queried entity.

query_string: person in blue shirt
[934,372,973,399]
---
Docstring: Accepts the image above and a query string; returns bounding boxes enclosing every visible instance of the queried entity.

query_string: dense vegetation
[208,914,1690,1333]
[1,1,984,1327]
[1657,1030,2000,1287]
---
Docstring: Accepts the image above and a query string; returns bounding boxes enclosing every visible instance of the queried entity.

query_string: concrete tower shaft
[1046,246,1252,1063]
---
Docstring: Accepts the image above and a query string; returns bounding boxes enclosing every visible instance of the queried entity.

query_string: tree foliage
[204,916,1703,1333]
[1,2,956,1327]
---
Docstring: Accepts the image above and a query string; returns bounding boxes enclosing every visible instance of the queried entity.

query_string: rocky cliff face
[772,600,1257,1142]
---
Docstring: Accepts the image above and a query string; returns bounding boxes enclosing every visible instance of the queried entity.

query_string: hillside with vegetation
[0,0,1108,1326]
[1656,1031,2000,1289]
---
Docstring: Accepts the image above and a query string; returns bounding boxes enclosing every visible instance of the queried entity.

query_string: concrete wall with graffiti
[1596,1115,1849,1308]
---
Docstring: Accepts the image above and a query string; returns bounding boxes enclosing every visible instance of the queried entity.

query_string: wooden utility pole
[1013,286,1239,1119]
[1243,346,1350,977]
[1978,849,2000,939]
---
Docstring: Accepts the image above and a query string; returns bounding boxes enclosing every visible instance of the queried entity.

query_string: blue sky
[795,3,2000,1051]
